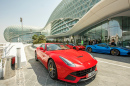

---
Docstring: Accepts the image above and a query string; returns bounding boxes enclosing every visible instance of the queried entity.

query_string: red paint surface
[36,43,97,83]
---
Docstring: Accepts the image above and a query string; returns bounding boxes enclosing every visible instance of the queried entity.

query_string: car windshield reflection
[47,44,70,51]
[69,43,76,46]
[107,44,129,48]
[108,45,116,47]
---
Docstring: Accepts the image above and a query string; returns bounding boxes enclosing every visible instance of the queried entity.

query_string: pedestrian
[98,39,101,43]
[90,40,93,45]
[89,40,92,45]
[111,39,116,46]
[93,39,97,45]
[94,39,97,44]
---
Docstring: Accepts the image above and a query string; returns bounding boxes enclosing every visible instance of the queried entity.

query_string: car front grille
[70,65,96,77]
[79,48,82,50]
[79,48,85,50]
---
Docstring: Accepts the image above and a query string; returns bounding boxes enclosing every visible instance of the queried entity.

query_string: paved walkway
[22,45,80,86]
[0,45,79,86]
[23,45,130,86]
[1,45,129,86]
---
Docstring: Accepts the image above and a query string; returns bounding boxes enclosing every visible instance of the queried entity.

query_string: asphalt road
[24,45,130,86]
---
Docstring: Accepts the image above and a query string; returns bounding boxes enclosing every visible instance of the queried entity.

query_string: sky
[0,0,62,43]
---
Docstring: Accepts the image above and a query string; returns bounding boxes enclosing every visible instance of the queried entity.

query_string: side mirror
[40,47,44,50]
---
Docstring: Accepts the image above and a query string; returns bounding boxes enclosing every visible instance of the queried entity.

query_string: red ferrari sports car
[66,43,85,51]
[35,43,98,83]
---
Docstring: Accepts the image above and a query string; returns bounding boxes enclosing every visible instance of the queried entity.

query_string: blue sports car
[86,43,130,56]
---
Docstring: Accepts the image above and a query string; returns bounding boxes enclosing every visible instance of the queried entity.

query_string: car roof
[42,43,62,44]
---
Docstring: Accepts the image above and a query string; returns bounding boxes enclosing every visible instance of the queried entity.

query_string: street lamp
[20,17,23,43]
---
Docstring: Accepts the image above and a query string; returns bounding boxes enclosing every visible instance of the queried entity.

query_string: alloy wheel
[48,59,57,79]
[111,49,119,56]
[87,47,92,53]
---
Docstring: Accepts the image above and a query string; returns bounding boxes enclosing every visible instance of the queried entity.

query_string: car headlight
[59,56,75,67]
[89,54,96,59]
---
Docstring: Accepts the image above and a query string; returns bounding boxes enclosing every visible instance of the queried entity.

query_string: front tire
[48,59,57,79]
[73,47,76,50]
[111,49,120,56]
[35,52,38,61]
[87,47,92,53]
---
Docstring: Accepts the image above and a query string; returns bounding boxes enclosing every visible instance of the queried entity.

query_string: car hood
[48,49,93,64]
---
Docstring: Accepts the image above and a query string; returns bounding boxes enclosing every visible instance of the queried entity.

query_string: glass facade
[81,16,130,47]
[51,18,79,35]
[4,0,130,46]
[46,0,101,35]
[4,26,42,43]
[122,17,130,47]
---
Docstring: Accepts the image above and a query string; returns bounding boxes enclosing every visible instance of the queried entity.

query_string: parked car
[35,43,98,83]
[66,43,85,51]
[86,43,130,56]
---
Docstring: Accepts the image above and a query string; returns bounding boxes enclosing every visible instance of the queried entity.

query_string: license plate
[87,71,95,78]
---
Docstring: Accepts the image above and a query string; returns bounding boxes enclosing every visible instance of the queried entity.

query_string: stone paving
[0,45,130,86]
[23,45,130,86]
[22,45,81,86]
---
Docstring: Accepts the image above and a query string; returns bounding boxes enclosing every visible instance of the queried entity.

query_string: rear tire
[35,52,38,61]
[87,47,92,53]
[48,59,57,79]
[111,49,120,56]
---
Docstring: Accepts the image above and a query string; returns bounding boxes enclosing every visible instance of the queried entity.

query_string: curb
[29,45,35,51]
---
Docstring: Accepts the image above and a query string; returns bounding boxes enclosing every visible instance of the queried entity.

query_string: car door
[95,44,110,53]
[38,44,46,62]
[36,45,43,60]
[40,44,50,66]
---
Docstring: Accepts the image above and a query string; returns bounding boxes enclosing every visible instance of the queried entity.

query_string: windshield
[98,43,117,47]
[69,43,76,46]
[104,44,120,47]
[47,44,70,51]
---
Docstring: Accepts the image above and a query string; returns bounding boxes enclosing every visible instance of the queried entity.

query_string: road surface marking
[97,60,130,69]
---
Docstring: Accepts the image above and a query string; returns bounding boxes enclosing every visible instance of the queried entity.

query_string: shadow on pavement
[89,52,130,64]
[28,58,96,86]
[24,45,96,86]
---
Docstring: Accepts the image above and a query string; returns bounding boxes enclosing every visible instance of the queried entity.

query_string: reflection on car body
[35,43,98,83]
[86,43,130,56]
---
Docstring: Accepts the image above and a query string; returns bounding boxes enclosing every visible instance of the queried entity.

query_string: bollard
[17,48,21,69]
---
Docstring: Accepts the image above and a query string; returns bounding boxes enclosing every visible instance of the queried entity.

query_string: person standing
[92,40,95,45]
[94,39,97,44]
[111,39,116,46]
[89,40,92,45]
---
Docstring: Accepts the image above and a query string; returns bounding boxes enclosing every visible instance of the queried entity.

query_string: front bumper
[79,48,85,51]
[58,65,97,83]
[79,70,98,82]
